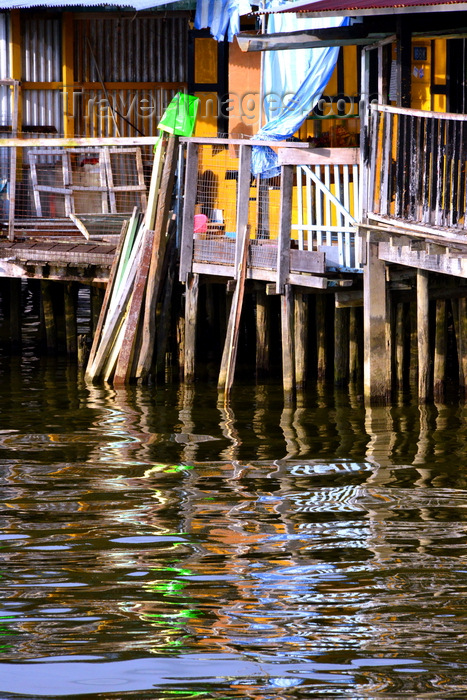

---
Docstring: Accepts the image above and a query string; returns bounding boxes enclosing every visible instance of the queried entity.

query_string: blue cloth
[252,6,349,178]
[195,0,251,42]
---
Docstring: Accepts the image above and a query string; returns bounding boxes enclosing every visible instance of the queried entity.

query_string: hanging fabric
[252,5,349,178]
[195,0,252,42]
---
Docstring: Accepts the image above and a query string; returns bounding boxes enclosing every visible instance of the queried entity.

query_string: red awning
[259,0,467,16]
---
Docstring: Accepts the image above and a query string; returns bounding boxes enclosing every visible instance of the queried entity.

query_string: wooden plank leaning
[135,135,179,382]
[85,216,130,376]
[218,224,250,397]
[113,225,155,386]
[84,227,145,381]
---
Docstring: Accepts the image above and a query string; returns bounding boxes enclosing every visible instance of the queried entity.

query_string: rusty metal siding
[73,15,188,136]
[0,13,10,127]
[74,16,188,83]
[22,16,62,133]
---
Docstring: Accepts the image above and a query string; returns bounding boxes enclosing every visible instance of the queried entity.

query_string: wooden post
[184,273,199,383]
[294,291,307,391]
[41,281,56,353]
[154,232,177,378]
[316,293,327,381]
[363,239,390,402]
[64,282,77,356]
[276,165,293,294]
[90,285,104,336]
[457,297,467,397]
[177,312,185,381]
[334,305,349,387]
[409,300,418,388]
[394,301,405,391]
[417,269,430,403]
[433,298,447,402]
[349,306,362,385]
[9,279,21,351]
[179,141,199,282]
[396,18,412,108]
[255,287,270,377]
[281,284,295,402]
[235,145,252,270]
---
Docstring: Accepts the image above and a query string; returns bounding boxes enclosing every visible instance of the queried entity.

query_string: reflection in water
[2,362,467,696]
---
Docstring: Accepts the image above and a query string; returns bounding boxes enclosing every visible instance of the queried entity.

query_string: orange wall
[228,36,262,138]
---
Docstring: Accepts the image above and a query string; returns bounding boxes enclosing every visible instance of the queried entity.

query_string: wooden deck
[0,214,124,282]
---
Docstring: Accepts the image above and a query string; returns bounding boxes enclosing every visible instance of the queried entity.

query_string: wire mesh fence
[192,142,282,270]
[0,136,155,237]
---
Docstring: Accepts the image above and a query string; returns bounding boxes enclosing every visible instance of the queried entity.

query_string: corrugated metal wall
[74,15,188,136]
[0,13,10,127]
[22,15,63,133]
[74,16,187,83]
[0,11,189,136]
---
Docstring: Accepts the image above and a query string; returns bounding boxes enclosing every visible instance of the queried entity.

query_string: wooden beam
[294,291,308,390]
[363,241,391,402]
[184,273,199,384]
[316,294,327,381]
[276,165,293,294]
[334,306,349,387]
[179,141,199,282]
[256,287,270,377]
[236,28,391,52]
[457,298,467,396]
[417,269,430,403]
[64,282,77,356]
[281,284,295,402]
[278,147,359,166]
[433,298,447,402]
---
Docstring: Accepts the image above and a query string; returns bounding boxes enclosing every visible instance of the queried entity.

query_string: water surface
[2,358,467,698]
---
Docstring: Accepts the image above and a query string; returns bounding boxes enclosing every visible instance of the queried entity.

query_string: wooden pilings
[363,240,391,403]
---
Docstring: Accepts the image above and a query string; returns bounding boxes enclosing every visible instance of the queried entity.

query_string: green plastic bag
[158,92,199,137]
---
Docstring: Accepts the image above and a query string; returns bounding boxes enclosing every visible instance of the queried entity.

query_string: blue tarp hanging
[194,0,251,42]
[252,5,350,178]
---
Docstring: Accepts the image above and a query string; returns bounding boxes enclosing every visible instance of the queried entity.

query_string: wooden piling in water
[417,269,430,403]
[255,287,270,378]
[457,297,467,397]
[334,306,349,387]
[394,301,405,391]
[218,225,250,395]
[281,284,295,402]
[363,240,390,403]
[433,298,447,402]
[315,294,327,381]
[64,282,77,356]
[41,280,56,353]
[184,273,199,384]
[9,279,21,351]
[294,290,307,391]
[349,306,362,385]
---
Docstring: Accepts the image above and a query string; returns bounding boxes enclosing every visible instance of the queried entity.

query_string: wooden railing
[278,147,360,270]
[367,104,467,233]
[179,138,361,290]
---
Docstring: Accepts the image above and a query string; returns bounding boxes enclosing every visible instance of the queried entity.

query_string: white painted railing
[278,147,361,270]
